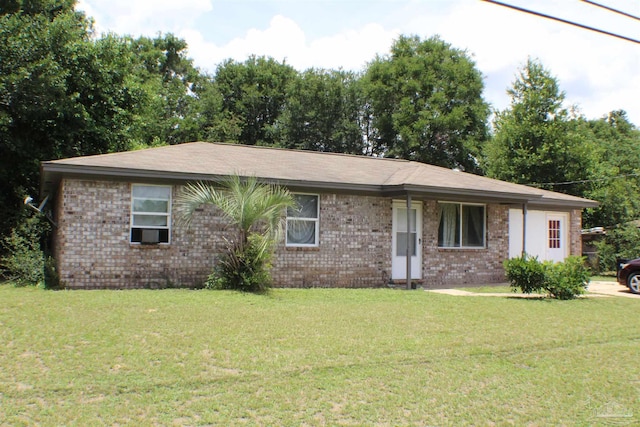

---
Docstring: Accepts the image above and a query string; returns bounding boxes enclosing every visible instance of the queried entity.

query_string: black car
[617,258,640,294]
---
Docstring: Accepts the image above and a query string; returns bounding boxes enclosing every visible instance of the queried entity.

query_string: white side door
[546,213,568,263]
[392,201,422,280]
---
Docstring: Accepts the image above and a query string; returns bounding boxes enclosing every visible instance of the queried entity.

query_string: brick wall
[569,208,583,256]
[271,194,392,288]
[421,201,509,287]
[54,179,226,289]
[53,179,528,289]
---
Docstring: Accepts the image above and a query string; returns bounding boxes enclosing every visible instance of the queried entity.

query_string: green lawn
[592,275,618,282]
[1,285,638,425]
[454,285,515,293]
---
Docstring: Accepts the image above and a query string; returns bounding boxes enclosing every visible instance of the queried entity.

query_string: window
[130,184,171,244]
[438,202,485,248]
[548,219,561,249]
[286,194,319,246]
[396,207,417,256]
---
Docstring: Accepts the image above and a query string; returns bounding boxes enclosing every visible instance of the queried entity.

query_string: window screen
[131,185,171,244]
[286,194,319,246]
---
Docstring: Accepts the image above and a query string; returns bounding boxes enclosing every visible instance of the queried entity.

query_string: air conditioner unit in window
[141,229,160,244]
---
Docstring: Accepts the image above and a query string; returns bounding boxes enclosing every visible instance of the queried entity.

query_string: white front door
[392,201,422,280]
[546,213,568,263]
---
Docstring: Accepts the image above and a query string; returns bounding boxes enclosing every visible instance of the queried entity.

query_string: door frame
[391,200,423,280]
[545,212,568,262]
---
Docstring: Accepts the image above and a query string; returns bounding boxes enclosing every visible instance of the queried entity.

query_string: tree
[127,33,208,146]
[276,68,364,154]
[582,110,640,228]
[212,56,297,146]
[175,176,295,292]
[0,1,148,243]
[483,59,595,194]
[363,35,489,170]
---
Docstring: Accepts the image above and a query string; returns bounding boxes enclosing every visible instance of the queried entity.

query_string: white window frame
[286,193,320,247]
[548,218,561,249]
[130,184,172,244]
[437,201,486,249]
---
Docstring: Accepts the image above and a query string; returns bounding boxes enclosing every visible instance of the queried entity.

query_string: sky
[76,0,640,125]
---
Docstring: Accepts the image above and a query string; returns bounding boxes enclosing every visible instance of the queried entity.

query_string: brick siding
[569,208,583,257]
[421,201,509,287]
[53,178,577,289]
[271,194,392,288]
[54,179,225,289]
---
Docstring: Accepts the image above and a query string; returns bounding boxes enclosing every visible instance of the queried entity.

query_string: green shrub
[44,255,61,290]
[205,235,273,292]
[504,254,591,299]
[504,255,546,294]
[592,223,640,273]
[544,256,590,300]
[0,216,48,287]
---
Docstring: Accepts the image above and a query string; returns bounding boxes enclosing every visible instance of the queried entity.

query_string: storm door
[392,201,422,280]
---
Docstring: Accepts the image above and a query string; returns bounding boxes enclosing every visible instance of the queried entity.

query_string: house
[40,142,598,289]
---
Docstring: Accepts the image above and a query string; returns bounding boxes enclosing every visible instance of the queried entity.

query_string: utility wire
[482,0,640,44]
[529,172,640,188]
[581,0,640,22]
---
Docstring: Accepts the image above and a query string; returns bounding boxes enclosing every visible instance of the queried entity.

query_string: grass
[1,285,639,425]
[454,284,515,293]
[592,275,618,282]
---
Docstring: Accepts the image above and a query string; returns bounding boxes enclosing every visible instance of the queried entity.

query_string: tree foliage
[0,215,49,287]
[212,56,297,146]
[364,35,489,170]
[482,59,640,231]
[0,0,145,240]
[483,59,596,193]
[581,111,640,228]
[126,34,208,146]
[0,2,211,245]
[593,223,640,272]
[276,68,364,153]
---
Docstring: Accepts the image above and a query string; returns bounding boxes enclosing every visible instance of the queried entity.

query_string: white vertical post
[522,202,528,256]
[406,194,412,290]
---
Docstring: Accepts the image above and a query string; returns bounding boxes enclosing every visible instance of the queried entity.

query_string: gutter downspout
[406,194,412,290]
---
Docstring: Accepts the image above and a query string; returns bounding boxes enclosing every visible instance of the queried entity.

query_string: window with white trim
[548,219,561,249]
[286,194,319,246]
[130,184,171,244]
[437,202,485,248]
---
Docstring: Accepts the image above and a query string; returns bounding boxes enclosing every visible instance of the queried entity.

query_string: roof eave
[40,163,597,208]
[388,184,542,204]
[528,198,599,209]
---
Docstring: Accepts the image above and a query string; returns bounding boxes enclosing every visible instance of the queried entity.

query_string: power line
[581,0,640,22]
[482,0,640,45]
[529,172,640,188]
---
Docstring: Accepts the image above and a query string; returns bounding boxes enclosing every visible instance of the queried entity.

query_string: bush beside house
[0,216,58,288]
[504,255,590,299]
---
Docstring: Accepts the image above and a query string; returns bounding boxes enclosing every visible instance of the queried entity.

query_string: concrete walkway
[586,281,639,298]
[427,281,638,298]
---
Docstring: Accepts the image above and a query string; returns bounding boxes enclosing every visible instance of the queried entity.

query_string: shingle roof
[41,141,598,208]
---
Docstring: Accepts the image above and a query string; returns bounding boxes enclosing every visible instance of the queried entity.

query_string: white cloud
[182,16,398,74]
[78,0,213,37]
[179,15,307,73]
[427,0,640,119]
[305,23,399,71]
[76,0,640,123]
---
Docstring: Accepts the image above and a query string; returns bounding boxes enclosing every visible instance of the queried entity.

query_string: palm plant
[176,175,295,292]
